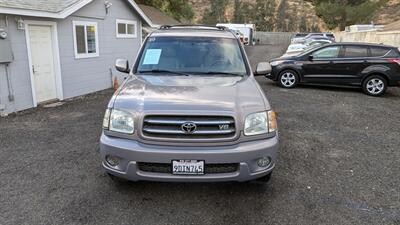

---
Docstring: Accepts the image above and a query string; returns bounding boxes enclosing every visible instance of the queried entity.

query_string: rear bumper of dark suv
[100,133,278,182]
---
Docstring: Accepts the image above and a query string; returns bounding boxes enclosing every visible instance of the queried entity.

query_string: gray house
[0,0,153,116]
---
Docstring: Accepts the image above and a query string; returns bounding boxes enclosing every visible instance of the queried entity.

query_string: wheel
[278,70,299,88]
[362,75,387,96]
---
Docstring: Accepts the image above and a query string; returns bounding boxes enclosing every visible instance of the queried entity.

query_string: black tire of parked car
[362,75,388,97]
[278,70,299,88]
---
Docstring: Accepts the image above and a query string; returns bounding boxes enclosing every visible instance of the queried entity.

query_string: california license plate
[172,160,205,175]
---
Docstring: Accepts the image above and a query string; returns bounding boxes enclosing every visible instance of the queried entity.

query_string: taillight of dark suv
[387,58,400,66]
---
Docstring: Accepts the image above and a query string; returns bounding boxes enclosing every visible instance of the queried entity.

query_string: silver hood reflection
[111,75,270,119]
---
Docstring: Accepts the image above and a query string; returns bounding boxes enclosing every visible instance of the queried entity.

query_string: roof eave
[0,0,93,19]
[125,0,156,28]
[0,0,155,27]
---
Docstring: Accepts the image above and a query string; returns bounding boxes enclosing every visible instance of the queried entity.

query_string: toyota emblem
[181,122,197,134]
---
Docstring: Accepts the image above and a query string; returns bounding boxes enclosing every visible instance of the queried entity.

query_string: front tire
[362,75,387,96]
[278,70,299,88]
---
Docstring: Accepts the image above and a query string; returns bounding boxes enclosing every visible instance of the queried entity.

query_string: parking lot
[1,44,399,225]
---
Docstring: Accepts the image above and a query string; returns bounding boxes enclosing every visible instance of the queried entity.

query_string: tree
[165,0,194,22]
[136,0,194,22]
[233,0,243,23]
[202,0,230,25]
[276,0,289,32]
[297,1,308,32]
[232,0,255,24]
[299,16,307,32]
[307,0,387,30]
[253,0,276,31]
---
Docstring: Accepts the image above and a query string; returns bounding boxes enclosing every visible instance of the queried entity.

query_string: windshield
[136,36,248,76]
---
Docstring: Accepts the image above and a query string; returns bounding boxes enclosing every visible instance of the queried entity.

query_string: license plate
[172,160,204,175]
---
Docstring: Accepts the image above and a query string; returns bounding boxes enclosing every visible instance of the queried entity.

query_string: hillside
[374,0,400,25]
[188,0,400,31]
[188,0,326,31]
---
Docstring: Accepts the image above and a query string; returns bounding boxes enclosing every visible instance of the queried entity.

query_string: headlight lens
[106,109,134,134]
[270,60,284,66]
[244,111,277,136]
[244,112,268,136]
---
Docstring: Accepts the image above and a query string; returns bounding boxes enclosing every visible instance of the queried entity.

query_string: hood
[112,75,269,117]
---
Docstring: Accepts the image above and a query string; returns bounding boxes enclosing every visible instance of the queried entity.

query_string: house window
[73,21,99,59]
[116,19,137,38]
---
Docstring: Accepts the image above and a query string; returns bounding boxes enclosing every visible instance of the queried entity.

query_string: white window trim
[116,19,138,38]
[72,21,99,59]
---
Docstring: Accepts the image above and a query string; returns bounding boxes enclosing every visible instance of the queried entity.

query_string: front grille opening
[142,115,236,139]
[138,162,239,174]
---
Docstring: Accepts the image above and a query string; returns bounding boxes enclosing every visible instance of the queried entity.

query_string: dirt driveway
[1,45,399,225]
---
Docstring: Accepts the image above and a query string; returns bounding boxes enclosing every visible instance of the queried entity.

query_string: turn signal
[268,110,277,132]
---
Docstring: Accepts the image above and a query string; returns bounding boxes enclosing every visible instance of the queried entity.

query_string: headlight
[244,111,277,136]
[103,109,134,134]
[270,61,284,66]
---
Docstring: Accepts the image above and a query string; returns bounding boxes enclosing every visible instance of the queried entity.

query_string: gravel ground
[1,45,399,225]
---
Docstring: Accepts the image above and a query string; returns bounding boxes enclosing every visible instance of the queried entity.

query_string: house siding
[0,0,143,115]
[58,0,143,99]
[0,15,33,115]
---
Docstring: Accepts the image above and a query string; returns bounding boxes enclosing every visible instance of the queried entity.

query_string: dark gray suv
[100,25,278,183]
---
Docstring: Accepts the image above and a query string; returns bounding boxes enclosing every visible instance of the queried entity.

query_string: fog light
[257,157,271,168]
[106,155,120,167]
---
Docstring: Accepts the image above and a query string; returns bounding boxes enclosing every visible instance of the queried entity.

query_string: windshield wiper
[199,72,245,76]
[138,69,192,76]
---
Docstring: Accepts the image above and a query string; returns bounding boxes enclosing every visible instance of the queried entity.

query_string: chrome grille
[142,115,236,139]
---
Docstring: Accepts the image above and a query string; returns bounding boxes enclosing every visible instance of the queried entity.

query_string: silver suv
[100,25,279,183]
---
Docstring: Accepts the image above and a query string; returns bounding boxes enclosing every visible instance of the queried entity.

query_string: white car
[286,43,307,53]
[282,39,332,58]
[291,33,335,44]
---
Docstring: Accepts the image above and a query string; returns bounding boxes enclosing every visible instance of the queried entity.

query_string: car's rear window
[370,47,390,57]
[343,46,368,58]
[369,47,400,57]
[386,49,400,57]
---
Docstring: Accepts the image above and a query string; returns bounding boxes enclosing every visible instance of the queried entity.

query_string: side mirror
[254,62,272,76]
[115,59,130,73]
[308,55,314,61]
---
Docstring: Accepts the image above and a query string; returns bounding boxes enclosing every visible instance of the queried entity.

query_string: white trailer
[216,23,255,45]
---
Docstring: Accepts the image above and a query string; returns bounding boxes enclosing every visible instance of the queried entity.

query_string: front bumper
[265,67,279,81]
[100,133,279,182]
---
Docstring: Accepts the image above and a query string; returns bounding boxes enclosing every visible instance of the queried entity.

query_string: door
[302,45,342,84]
[332,45,370,84]
[28,25,57,103]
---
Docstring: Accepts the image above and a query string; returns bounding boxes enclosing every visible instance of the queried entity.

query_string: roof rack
[159,25,228,31]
